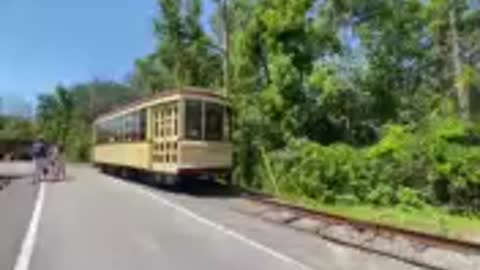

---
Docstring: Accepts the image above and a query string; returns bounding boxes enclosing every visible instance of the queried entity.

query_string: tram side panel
[178,141,232,172]
[93,143,152,170]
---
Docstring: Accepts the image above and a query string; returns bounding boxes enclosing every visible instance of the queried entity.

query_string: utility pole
[222,0,230,97]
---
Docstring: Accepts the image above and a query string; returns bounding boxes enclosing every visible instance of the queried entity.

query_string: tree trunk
[450,9,470,120]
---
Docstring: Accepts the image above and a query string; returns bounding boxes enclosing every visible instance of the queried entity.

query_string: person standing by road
[32,139,48,184]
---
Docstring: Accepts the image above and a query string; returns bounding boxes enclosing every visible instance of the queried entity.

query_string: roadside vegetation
[0,116,35,141]
[10,0,480,236]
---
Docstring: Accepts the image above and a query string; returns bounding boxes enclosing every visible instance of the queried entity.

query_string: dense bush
[257,116,480,213]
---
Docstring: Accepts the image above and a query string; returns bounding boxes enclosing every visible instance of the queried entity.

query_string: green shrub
[367,184,395,206]
[254,116,480,214]
[397,187,426,209]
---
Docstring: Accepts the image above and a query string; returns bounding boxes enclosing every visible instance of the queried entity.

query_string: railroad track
[240,191,480,270]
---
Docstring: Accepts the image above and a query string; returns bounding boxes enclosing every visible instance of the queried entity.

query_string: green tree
[69,79,143,122]
[37,85,74,147]
[135,0,223,92]
[426,0,480,119]
[0,116,35,141]
[226,0,345,181]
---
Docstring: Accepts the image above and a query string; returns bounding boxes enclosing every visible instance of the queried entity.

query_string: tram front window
[205,102,224,141]
[185,100,202,140]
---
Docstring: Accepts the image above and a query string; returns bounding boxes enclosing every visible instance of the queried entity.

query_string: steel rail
[244,192,480,254]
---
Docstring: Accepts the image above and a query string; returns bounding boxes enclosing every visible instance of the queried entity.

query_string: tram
[92,87,233,186]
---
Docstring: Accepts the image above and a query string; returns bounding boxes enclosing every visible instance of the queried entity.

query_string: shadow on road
[181,180,243,198]
[103,170,242,199]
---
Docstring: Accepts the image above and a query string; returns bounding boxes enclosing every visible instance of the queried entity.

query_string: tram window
[106,122,112,142]
[102,123,108,143]
[105,122,111,142]
[173,119,178,136]
[113,118,118,142]
[132,113,138,140]
[95,124,103,144]
[205,102,224,141]
[130,113,139,141]
[139,110,146,140]
[173,107,178,135]
[125,115,131,141]
[95,109,152,144]
[118,117,124,142]
[127,114,133,141]
[113,119,119,142]
[185,100,202,140]
[125,115,132,141]
[120,117,126,141]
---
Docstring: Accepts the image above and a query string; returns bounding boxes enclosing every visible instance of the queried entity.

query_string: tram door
[151,102,179,174]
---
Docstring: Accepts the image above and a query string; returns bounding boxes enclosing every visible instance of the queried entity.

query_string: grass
[271,192,480,242]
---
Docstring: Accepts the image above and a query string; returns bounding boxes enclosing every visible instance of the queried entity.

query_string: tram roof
[94,87,227,123]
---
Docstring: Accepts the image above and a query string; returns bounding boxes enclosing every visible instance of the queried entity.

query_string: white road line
[14,183,46,270]
[113,179,315,270]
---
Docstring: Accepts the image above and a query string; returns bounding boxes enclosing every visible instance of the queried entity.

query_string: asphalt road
[0,163,38,270]
[1,163,420,270]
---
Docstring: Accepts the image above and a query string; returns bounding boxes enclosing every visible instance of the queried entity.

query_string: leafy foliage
[0,116,35,141]
[134,0,223,92]
[257,117,480,213]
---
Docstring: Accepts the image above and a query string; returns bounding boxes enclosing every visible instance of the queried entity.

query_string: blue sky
[0,0,215,113]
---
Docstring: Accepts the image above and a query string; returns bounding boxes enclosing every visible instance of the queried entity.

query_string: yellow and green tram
[92,87,233,186]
